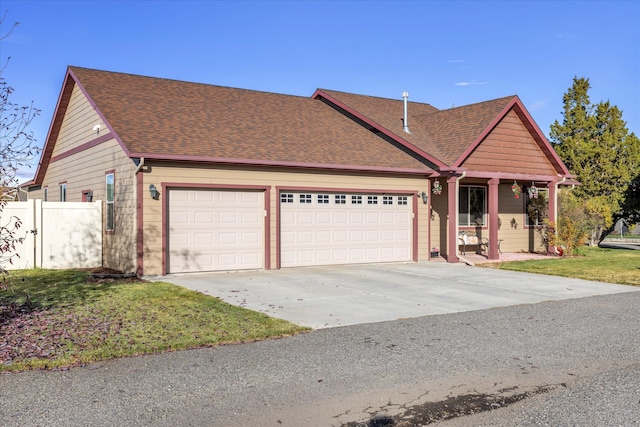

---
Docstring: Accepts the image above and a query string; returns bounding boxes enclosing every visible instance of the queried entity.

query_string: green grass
[0,269,309,372]
[484,246,640,286]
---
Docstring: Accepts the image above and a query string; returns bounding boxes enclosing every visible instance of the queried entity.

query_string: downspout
[134,157,145,174]
[134,157,145,276]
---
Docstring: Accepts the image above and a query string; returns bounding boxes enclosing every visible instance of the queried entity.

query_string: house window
[299,194,312,204]
[525,187,549,226]
[335,194,346,204]
[383,196,393,205]
[317,194,329,204]
[43,187,48,201]
[351,195,362,204]
[397,196,408,205]
[280,193,293,203]
[106,173,114,232]
[459,186,486,227]
[367,196,378,205]
[59,183,67,202]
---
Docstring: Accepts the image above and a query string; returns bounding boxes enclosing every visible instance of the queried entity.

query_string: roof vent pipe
[402,91,411,134]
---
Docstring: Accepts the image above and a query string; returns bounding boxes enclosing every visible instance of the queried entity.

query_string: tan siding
[462,111,557,175]
[141,163,430,276]
[429,181,547,259]
[430,179,448,256]
[497,183,547,254]
[52,85,106,156]
[36,85,137,272]
[39,138,136,272]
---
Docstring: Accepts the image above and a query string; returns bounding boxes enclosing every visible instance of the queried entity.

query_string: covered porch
[428,171,566,263]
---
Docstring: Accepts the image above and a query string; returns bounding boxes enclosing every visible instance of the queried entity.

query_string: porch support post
[548,179,558,255]
[488,178,500,260]
[447,175,460,263]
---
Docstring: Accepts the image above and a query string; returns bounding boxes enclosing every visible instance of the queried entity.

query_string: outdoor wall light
[149,184,160,200]
[419,191,428,204]
[86,191,93,202]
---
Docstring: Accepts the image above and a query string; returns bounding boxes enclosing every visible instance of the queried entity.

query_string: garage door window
[281,193,293,203]
[398,196,408,205]
[352,195,362,204]
[335,194,346,204]
[383,196,393,205]
[300,194,312,204]
[368,196,378,205]
[317,194,329,204]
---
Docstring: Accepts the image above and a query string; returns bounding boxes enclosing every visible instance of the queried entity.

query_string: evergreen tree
[550,77,640,243]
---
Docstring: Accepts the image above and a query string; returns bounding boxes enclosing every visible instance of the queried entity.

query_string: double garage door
[168,189,412,273]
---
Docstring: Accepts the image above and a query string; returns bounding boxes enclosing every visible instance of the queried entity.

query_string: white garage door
[168,189,264,273]
[280,192,412,267]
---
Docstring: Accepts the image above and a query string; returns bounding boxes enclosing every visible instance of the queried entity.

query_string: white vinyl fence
[1,200,102,270]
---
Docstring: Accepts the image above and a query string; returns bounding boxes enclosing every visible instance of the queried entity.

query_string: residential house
[25,67,572,275]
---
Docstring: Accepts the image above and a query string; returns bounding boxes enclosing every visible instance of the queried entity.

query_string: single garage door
[168,189,264,273]
[280,192,412,267]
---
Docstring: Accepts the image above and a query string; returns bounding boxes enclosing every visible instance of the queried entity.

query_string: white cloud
[528,100,548,111]
[455,80,488,86]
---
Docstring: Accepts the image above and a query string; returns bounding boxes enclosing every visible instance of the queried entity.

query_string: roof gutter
[134,157,146,174]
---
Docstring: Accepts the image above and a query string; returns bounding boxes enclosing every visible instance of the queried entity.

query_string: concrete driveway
[154,262,638,329]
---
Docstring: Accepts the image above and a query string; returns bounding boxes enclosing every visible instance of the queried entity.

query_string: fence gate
[1,200,102,270]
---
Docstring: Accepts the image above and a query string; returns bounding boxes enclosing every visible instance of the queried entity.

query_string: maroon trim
[487,179,500,260]
[446,175,460,263]
[276,186,417,195]
[264,187,271,270]
[412,193,418,262]
[136,171,144,276]
[161,183,271,275]
[522,186,550,230]
[161,186,167,275]
[275,189,282,269]
[67,68,131,157]
[128,152,433,176]
[81,189,91,202]
[32,71,75,185]
[462,171,559,182]
[50,133,114,163]
[275,185,418,268]
[426,180,431,261]
[452,97,570,176]
[312,90,447,169]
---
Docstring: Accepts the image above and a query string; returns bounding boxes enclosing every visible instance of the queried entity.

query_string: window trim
[458,185,487,228]
[524,186,549,228]
[105,171,115,233]
[43,187,48,202]
[59,181,67,202]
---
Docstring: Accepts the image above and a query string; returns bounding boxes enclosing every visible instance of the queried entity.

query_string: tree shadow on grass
[0,268,140,323]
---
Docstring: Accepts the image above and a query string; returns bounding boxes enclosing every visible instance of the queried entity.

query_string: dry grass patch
[1,269,308,372]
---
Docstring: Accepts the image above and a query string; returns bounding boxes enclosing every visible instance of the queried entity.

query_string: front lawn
[0,269,309,372]
[486,246,640,286]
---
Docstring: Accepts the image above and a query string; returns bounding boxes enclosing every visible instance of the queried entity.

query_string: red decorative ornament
[512,181,521,199]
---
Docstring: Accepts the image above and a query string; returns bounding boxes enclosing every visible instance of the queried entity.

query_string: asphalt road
[2,290,640,426]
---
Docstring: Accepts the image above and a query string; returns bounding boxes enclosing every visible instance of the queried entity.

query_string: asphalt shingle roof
[319,89,516,166]
[69,67,433,173]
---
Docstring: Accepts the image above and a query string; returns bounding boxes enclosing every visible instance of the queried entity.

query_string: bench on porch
[458,232,503,255]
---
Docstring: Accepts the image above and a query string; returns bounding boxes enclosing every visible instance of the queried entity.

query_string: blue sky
[2,1,639,181]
